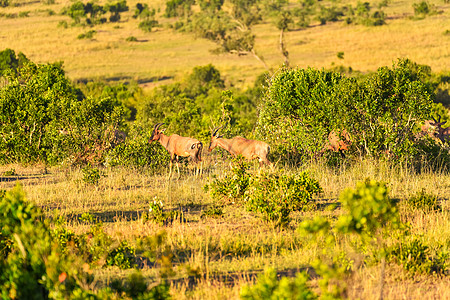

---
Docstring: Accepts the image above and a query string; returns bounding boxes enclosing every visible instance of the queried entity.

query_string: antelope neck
[158,134,171,150]
[216,138,234,154]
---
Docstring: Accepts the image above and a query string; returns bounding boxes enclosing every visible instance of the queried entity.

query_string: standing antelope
[149,123,203,178]
[208,126,271,166]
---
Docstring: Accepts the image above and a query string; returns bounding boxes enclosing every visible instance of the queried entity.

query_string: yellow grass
[1,158,449,299]
[1,0,449,89]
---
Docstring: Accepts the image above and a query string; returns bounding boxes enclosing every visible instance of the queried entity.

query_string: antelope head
[208,126,223,152]
[149,123,166,143]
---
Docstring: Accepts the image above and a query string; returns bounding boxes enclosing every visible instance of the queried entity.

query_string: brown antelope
[322,129,351,157]
[208,126,271,166]
[149,123,203,178]
[429,114,450,143]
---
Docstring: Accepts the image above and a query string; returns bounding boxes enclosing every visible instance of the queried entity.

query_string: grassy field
[1,0,449,88]
[1,158,449,299]
[1,0,450,298]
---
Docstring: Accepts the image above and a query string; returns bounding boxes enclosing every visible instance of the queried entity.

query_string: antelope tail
[195,142,203,162]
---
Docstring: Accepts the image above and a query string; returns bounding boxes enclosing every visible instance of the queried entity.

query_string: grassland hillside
[1,0,449,88]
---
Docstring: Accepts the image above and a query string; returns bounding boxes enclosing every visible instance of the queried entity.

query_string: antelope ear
[160,128,166,133]
[218,134,223,138]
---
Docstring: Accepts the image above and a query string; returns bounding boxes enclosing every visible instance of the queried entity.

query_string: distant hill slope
[1,0,449,88]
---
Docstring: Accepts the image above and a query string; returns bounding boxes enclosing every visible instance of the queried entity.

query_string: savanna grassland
[1,0,450,299]
[1,0,449,87]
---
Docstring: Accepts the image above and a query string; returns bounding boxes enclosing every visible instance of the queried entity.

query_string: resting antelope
[208,126,271,166]
[322,129,351,157]
[429,114,450,143]
[149,123,203,178]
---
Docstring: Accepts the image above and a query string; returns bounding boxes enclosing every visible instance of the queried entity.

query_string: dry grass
[1,0,449,89]
[1,157,449,299]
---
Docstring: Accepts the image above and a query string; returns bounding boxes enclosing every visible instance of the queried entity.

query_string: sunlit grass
[1,0,449,90]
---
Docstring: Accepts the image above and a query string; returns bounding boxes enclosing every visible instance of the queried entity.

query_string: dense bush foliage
[0,185,171,298]
[206,157,322,226]
[246,170,322,225]
[0,185,97,298]
[138,64,261,141]
[256,59,436,164]
[0,60,128,165]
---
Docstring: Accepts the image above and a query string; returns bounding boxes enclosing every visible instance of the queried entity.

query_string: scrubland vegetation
[1,0,450,299]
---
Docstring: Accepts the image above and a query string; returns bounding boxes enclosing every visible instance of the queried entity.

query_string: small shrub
[77,30,96,39]
[79,212,96,223]
[336,179,401,237]
[201,206,224,219]
[126,36,138,41]
[148,197,180,225]
[413,1,430,15]
[407,189,439,211]
[82,165,102,185]
[2,168,16,176]
[205,156,251,202]
[139,19,158,32]
[387,238,448,276]
[246,171,322,226]
[107,241,136,269]
[240,268,317,299]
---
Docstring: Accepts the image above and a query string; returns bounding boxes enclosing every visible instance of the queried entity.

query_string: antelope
[429,114,450,143]
[149,123,203,178]
[208,126,271,166]
[322,129,351,157]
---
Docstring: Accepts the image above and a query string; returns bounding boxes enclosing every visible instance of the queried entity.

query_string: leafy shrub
[387,237,448,276]
[246,170,322,226]
[146,197,180,225]
[106,125,169,170]
[240,268,317,300]
[77,30,96,39]
[2,168,16,176]
[205,157,251,202]
[126,36,138,42]
[0,61,127,165]
[0,185,97,298]
[79,212,96,223]
[336,179,401,237]
[107,241,136,269]
[256,60,433,163]
[407,188,439,212]
[82,165,102,185]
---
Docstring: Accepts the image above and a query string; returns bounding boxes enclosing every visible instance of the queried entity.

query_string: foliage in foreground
[0,185,171,299]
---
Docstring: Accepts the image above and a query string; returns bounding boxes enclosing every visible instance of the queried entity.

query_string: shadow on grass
[168,267,318,289]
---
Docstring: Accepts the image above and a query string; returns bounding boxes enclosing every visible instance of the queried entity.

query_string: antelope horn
[212,126,223,137]
[154,123,165,130]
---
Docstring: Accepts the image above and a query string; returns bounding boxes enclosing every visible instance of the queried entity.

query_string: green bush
[387,237,448,276]
[0,185,97,298]
[106,125,170,170]
[256,59,434,163]
[246,170,322,226]
[82,165,102,185]
[205,157,251,202]
[0,60,127,165]
[407,188,439,212]
[107,241,136,269]
[240,268,317,300]
[336,179,401,237]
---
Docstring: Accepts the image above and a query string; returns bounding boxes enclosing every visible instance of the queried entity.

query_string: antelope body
[419,115,450,143]
[208,127,271,166]
[322,129,351,157]
[149,123,203,178]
